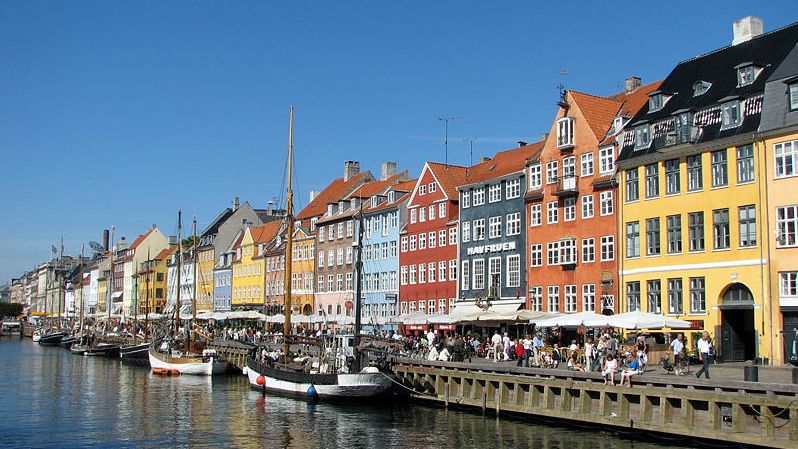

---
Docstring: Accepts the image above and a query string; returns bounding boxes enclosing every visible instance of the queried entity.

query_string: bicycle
[660,351,690,375]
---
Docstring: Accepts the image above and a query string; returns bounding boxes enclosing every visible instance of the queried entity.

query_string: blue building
[360,181,414,334]
[457,143,542,309]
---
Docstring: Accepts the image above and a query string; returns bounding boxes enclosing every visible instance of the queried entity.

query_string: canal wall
[391,358,798,448]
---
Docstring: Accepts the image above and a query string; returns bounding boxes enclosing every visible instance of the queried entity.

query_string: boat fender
[242,367,248,376]
[306,385,318,398]
[256,376,266,386]
[360,366,380,374]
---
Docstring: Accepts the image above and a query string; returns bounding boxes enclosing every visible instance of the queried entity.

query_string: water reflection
[0,340,676,449]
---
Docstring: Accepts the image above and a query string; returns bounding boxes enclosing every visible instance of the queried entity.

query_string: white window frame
[506,179,521,199]
[599,147,614,175]
[777,205,798,247]
[581,238,595,263]
[581,152,594,177]
[775,140,797,178]
[530,244,542,267]
[488,184,501,203]
[557,117,574,148]
[528,163,542,190]
[581,194,594,219]
[530,204,542,227]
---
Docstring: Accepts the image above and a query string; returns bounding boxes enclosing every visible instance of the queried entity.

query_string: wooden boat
[84,343,121,357]
[38,331,65,346]
[70,344,88,355]
[120,342,151,365]
[59,336,78,348]
[148,347,226,376]
[245,107,392,400]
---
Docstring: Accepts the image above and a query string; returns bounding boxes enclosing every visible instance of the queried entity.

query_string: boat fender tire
[307,385,318,398]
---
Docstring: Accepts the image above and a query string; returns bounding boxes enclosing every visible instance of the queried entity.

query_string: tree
[0,302,23,318]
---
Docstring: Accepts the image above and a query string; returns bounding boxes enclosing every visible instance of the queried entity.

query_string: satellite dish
[89,241,104,253]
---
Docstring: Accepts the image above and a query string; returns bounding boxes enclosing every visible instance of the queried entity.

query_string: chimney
[517,141,527,147]
[625,76,642,93]
[381,162,397,181]
[480,156,491,163]
[103,230,110,252]
[540,132,550,142]
[151,224,156,230]
[117,237,127,251]
[733,16,763,45]
[169,236,178,246]
[309,190,320,202]
[343,161,360,182]
[232,196,240,211]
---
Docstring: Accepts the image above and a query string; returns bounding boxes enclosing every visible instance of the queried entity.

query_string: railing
[654,124,701,148]
[557,136,574,150]
[550,176,578,197]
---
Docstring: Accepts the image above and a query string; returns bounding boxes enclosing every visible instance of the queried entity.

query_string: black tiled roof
[619,22,798,162]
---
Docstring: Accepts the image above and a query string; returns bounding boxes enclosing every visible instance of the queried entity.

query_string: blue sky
[0,1,794,282]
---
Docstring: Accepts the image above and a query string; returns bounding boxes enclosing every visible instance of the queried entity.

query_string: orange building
[525,80,660,314]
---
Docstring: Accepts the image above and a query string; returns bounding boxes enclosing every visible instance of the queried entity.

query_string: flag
[51,245,58,255]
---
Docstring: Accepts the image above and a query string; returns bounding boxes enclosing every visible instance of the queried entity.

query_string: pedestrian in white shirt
[695,331,713,379]
[491,331,502,362]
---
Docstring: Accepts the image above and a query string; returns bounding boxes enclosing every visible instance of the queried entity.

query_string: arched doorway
[719,283,756,361]
[302,303,312,316]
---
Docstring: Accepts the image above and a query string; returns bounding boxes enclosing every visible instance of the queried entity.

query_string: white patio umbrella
[604,310,692,329]
[533,311,609,328]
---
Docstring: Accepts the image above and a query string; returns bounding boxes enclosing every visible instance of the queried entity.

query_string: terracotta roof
[568,91,623,141]
[362,191,411,214]
[463,141,545,185]
[392,179,417,192]
[154,246,176,260]
[607,80,663,119]
[346,172,405,199]
[251,221,282,245]
[425,163,469,199]
[128,228,155,250]
[295,171,372,220]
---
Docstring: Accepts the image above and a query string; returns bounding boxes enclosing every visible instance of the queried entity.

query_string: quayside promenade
[391,358,798,448]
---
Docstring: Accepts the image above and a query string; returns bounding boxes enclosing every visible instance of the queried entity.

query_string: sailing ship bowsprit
[245,106,393,400]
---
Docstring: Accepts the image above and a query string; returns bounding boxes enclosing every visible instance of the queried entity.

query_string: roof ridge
[677,21,798,65]
[569,89,624,105]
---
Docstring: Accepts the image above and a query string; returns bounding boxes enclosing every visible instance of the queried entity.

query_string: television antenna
[438,116,463,166]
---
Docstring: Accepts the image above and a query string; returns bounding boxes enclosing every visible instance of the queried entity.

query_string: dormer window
[648,92,670,113]
[612,117,624,134]
[789,81,798,111]
[351,197,360,209]
[634,125,651,150]
[327,204,334,215]
[388,191,396,203]
[556,117,574,148]
[338,201,345,212]
[736,64,760,87]
[721,100,741,129]
[371,196,378,208]
[693,81,712,97]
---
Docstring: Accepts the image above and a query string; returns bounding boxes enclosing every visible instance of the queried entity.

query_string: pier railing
[391,358,798,448]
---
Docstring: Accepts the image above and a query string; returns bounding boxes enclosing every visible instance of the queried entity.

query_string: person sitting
[567,354,583,371]
[427,345,439,361]
[437,345,451,362]
[601,354,618,385]
[619,354,641,387]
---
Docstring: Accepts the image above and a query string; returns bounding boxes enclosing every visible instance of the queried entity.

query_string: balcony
[654,124,702,149]
[551,176,579,197]
[557,135,574,152]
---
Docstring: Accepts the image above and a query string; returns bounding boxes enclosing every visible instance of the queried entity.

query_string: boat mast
[106,226,115,336]
[145,248,150,341]
[190,216,198,353]
[79,245,84,342]
[283,105,294,357]
[353,207,364,370]
[58,235,63,330]
[175,211,182,339]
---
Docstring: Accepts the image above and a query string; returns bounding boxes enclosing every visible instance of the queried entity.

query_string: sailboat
[121,249,154,365]
[148,212,227,376]
[245,107,392,400]
[81,228,122,357]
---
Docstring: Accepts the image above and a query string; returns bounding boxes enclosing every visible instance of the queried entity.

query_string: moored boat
[148,347,226,376]
[70,344,88,355]
[120,342,151,365]
[59,336,78,348]
[84,343,121,357]
[38,332,65,346]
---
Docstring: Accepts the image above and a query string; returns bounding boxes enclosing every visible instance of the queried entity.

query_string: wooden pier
[391,358,798,448]
[208,339,252,371]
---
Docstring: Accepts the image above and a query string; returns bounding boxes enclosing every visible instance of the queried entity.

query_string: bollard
[743,365,758,382]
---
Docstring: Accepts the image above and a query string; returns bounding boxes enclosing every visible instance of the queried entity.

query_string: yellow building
[195,246,215,312]
[290,226,315,316]
[231,222,280,309]
[137,246,175,314]
[613,20,798,363]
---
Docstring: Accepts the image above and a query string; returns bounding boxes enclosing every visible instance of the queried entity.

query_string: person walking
[695,331,713,379]
[532,333,544,367]
[491,331,502,362]
[670,333,685,375]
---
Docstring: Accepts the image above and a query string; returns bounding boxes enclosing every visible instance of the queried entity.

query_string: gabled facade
[213,231,243,312]
[399,163,465,325]
[526,83,659,316]
[231,221,281,309]
[166,248,196,316]
[759,41,798,364]
[138,246,175,314]
[460,143,543,311]
[361,179,414,332]
[617,18,798,362]
[120,226,169,316]
[260,228,287,314]
[290,226,316,316]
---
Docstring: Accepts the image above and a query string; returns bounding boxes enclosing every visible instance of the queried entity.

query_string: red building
[399,162,467,331]
[525,80,660,315]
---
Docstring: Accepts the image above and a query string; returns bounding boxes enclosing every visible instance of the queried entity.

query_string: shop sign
[467,241,516,256]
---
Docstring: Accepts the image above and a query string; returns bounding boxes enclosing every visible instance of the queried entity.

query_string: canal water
[0,339,682,449]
